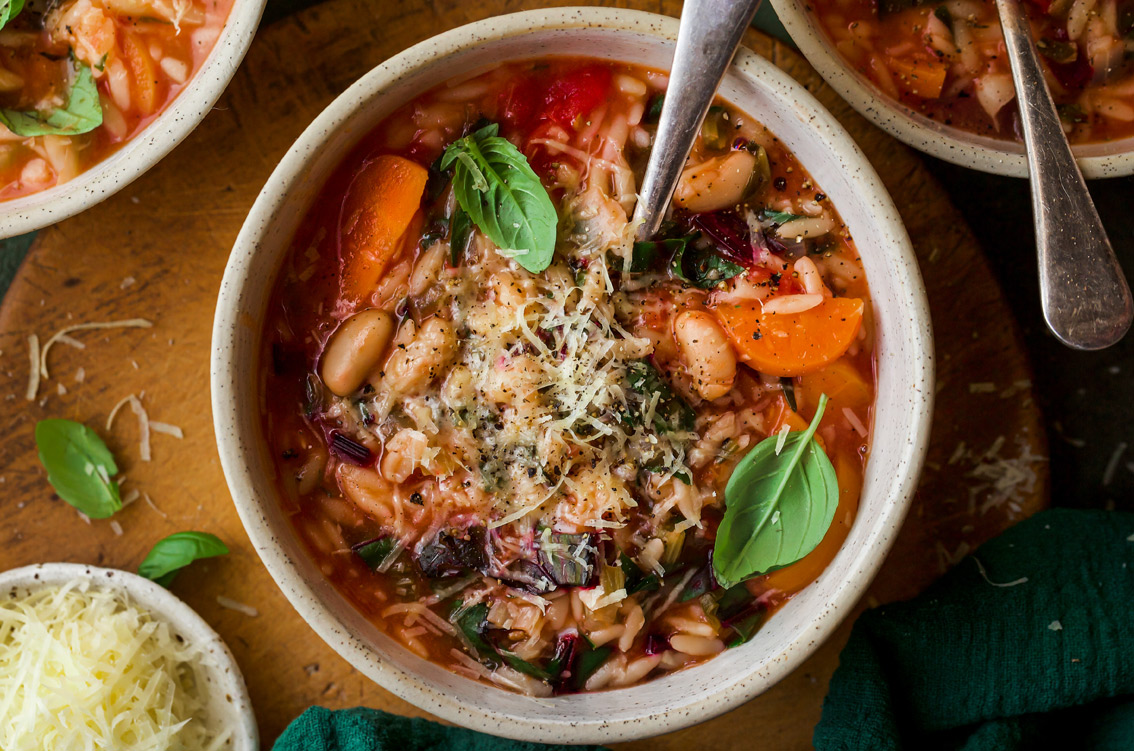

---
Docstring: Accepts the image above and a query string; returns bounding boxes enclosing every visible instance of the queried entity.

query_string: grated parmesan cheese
[0,580,227,750]
[215,596,259,618]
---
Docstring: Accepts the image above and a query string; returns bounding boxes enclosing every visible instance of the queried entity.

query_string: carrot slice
[339,155,429,302]
[711,297,864,377]
[799,360,873,412]
[119,31,160,116]
[889,55,948,100]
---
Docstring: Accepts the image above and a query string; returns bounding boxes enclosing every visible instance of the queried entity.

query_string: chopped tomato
[711,297,865,377]
[338,155,428,303]
[541,65,612,129]
[498,76,542,132]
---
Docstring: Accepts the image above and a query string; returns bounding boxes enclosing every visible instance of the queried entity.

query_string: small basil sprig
[0,64,103,137]
[439,123,557,273]
[0,0,26,30]
[35,419,122,519]
[712,394,839,588]
[139,531,229,587]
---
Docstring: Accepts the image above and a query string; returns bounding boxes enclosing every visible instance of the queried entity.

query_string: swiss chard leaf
[761,208,803,226]
[0,0,25,30]
[631,236,687,273]
[138,531,229,587]
[671,241,745,289]
[0,64,102,137]
[451,601,503,668]
[439,123,557,273]
[620,553,660,595]
[712,394,839,588]
[625,360,695,434]
[34,419,122,519]
[352,536,397,571]
[572,642,613,691]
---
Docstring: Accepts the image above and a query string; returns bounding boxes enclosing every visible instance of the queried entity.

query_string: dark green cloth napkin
[273,706,609,751]
[815,508,1134,751]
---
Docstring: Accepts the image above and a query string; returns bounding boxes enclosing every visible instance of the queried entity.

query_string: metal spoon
[995,0,1133,349]
[633,0,762,239]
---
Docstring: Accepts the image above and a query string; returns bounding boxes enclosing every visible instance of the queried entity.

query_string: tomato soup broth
[0,0,235,200]
[261,58,876,695]
[810,0,1134,143]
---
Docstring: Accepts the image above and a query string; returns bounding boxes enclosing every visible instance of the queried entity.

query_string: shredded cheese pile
[0,581,230,751]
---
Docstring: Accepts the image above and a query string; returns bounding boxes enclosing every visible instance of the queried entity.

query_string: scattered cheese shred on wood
[107,393,186,464]
[24,335,39,401]
[215,596,259,617]
[0,580,226,750]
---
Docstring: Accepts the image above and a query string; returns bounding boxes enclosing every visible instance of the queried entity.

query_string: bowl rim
[769,0,1134,179]
[0,0,268,239]
[0,561,258,750]
[212,6,934,742]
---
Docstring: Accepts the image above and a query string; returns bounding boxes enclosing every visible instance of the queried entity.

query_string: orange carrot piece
[339,155,429,302]
[712,297,865,377]
[799,360,873,412]
[119,31,160,116]
[889,55,948,100]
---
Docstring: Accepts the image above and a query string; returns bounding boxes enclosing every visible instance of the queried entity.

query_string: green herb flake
[625,360,695,434]
[712,394,839,588]
[439,123,557,273]
[762,209,803,226]
[34,419,122,519]
[0,63,103,137]
[138,531,229,588]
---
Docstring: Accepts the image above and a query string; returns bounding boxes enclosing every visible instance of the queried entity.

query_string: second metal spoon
[995,0,1133,349]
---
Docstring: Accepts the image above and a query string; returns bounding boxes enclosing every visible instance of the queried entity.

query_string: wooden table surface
[0,1,1049,747]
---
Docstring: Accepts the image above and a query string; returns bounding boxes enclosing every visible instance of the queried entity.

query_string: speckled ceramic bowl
[212,7,933,743]
[0,0,267,239]
[771,0,1134,178]
[0,562,257,749]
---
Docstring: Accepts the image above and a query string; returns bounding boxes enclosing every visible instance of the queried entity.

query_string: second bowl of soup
[213,7,933,742]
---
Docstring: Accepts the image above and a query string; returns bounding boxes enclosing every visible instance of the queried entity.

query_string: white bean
[673,310,737,400]
[673,150,757,213]
[320,309,395,396]
[383,316,457,396]
[669,634,725,657]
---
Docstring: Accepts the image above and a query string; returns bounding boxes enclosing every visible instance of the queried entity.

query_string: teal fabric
[815,509,1134,751]
[272,706,609,751]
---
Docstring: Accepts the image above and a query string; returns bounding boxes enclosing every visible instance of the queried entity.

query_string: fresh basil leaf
[0,0,25,30]
[450,206,472,267]
[34,419,121,519]
[712,394,839,588]
[761,209,803,226]
[439,123,557,273]
[138,531,229,587]
[671,241,745,289]
[0,64,103,136]
[625,359,695,434]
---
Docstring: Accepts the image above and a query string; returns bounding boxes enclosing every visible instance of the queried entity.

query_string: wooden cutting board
[0,0,1048,747]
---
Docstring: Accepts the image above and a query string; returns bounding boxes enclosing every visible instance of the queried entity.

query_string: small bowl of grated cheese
[0,562,257,751]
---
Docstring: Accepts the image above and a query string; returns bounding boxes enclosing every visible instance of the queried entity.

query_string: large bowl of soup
[0,0,266,237]
[212,7,933,743]
[772,0,1134,177]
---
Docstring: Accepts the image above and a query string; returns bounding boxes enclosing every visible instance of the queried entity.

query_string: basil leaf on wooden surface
[712,394,839,588]
[0,64,103,136]
[0,0,26,30]
[139,531,229,587]
[439,123,557,273]
[34,418,121,519]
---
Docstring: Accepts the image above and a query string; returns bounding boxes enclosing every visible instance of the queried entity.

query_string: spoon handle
[995,0,1133,349]
[633,0,762,240]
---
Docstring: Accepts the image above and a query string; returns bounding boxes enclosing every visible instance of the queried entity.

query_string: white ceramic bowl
[771,0,1134,178]
[212,7,934,743]
[0,0,267,239]
[0,562,257,749]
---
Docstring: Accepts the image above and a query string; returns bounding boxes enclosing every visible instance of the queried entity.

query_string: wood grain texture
[0,0,1048,747]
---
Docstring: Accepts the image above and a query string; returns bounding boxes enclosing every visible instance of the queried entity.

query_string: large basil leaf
[34,419,121,519]
[712,394,839,588]
[138,531,229,587]
[439,123,557,273]
[0,0,25,30]
[0,64,103,137]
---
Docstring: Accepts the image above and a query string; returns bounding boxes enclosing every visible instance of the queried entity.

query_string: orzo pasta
[262,58,876,695]
[810,0,1134,143]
